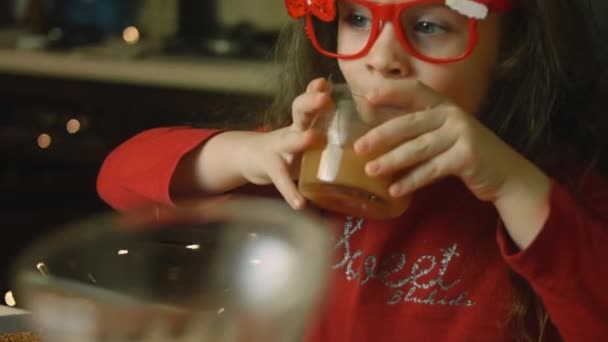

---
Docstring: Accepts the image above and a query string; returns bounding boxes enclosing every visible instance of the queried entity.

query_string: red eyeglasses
[286,0,514,64]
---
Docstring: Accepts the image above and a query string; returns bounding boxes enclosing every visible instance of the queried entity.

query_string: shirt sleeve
[96,126,225,212]
[496,174,608,340]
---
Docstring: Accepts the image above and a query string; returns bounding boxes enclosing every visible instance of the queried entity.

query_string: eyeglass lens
[309,1,472,60]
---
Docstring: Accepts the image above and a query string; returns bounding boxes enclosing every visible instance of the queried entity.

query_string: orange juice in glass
[299,84,411,219]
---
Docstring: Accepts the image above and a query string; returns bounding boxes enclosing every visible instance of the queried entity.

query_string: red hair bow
[284,0,337,22]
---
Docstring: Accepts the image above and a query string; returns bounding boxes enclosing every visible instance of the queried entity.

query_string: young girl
[97,0,608,340]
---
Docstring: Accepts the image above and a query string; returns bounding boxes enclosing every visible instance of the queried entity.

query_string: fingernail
[292,197,304,209]
[366,161,380,176]
[389,184,402,197]
[354,140,369,154]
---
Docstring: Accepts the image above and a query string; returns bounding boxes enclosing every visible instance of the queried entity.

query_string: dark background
[0,0,276,296]
[0,73,271,294]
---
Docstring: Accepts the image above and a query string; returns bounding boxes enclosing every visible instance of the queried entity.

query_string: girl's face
[337,0,502,115]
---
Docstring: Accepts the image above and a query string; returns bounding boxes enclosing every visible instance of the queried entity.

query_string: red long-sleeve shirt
[97,126,608,341]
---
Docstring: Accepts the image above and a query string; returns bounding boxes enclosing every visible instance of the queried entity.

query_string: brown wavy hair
[260,0,607,340]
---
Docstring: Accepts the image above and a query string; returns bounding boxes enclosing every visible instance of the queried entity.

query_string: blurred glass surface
[10,196,332,341]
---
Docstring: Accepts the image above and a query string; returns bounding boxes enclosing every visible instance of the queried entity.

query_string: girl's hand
[234,128,314,209]
[236,78,333,209]
[290,77,334,131]
[353,80,546,205]
[354,80,551,248]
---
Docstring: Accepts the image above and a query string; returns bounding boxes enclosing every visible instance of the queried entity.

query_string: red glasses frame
[306,0,483,64]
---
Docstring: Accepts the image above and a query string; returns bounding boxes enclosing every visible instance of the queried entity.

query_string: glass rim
[10,196,334,308]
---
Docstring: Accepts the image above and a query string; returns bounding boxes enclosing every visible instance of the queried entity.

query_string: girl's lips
[373,104,410,118]
[355,104,407,125]
[352,89,409,120]
[360,92,407,113]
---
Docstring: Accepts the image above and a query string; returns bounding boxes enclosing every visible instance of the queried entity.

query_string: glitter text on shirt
[332,216,475,307]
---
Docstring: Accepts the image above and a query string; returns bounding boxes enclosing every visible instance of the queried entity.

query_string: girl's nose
[365,23,412,79]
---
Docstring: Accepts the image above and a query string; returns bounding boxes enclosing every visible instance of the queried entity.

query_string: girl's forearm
[493,160,551,250]
[170,131,253,199]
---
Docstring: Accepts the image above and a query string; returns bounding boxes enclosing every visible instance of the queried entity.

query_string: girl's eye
[345,13,371,28]
[413,21,447,35]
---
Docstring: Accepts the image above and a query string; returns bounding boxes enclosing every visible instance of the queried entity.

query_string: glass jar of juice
[298,84,411,219]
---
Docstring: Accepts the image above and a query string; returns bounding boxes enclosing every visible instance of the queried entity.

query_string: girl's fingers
[307,77,332,92]
[268,158,306,209]
[291,92,333,131]
[365,124,456,177]
[354,106,447,156]
[388,149,455,197]
[292,77,334,131]
[279,129,320,154]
